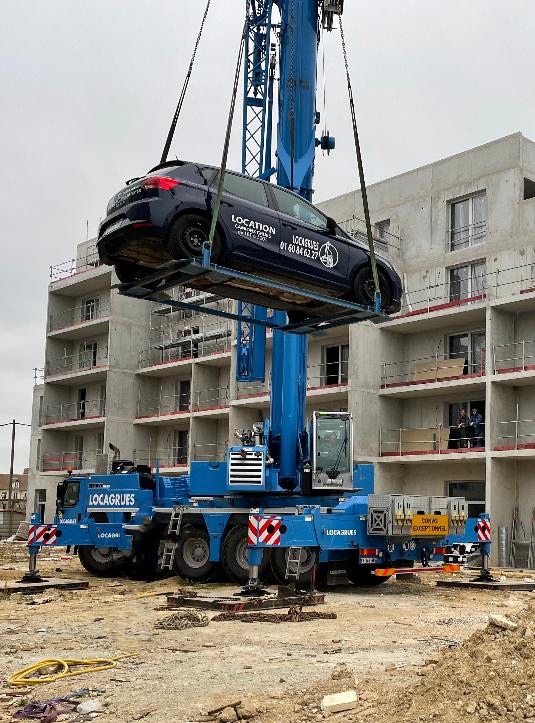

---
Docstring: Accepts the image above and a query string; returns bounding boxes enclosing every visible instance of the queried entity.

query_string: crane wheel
[270,547,318,585]
[173,525,218,582]
[221,525,269,583]
[77,546,126,577]
[167,213,223,262]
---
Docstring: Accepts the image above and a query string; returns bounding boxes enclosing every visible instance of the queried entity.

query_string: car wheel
[352,266,392,310]
[167,213,222,262]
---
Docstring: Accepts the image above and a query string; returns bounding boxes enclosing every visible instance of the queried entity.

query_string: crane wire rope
[206,17,248,258]
[160,0,212,164]
[289,0,296,192]
[339,18,381,306]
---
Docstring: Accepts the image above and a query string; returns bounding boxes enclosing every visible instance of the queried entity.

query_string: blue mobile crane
[26,1,470,587]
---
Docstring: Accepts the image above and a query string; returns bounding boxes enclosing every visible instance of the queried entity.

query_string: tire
[270,547,318,585]
[173,525,218,582]
[352,266,392,310]
[347,563,391,587]
[221,525,269,583]
[126,531,162,581]
[78,546,126,577]
[167,213,222,262]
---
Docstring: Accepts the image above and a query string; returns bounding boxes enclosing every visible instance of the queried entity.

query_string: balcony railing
[193,387,230,411]
[495,419,535,451]
[40,449,100,472]
[307,362,349,389]
[48,300,110,332]
[338,215,401,255]
[45,399,106,424]
[133,447,189,467]
[33,368,45,385]
[237,382,270,399]
[493,340,535,374]
[396,276,487,318]
[449,221,487,252]
[380,424,485,456]
[45,349,108,378]
[136,394,191,418]
[382,351,485,388]
[139,326,232,367]
[191,442,227,461]
[49,247,102,281]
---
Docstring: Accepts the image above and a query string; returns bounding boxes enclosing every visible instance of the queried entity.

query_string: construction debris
[488,613,518,630]
[320,690,359,714]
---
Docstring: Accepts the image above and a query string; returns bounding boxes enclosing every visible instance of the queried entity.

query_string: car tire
[173,525,218,582]
[352,266,392,310]
[221,525,269,583]
[167,213,222,262]
[77,545,126,577]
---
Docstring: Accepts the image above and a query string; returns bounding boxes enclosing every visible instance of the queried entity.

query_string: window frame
[447,329,486,375]
[448,192,487,252]
[448,260,486,302]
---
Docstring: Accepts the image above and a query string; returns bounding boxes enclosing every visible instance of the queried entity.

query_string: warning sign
[411,514,449,537]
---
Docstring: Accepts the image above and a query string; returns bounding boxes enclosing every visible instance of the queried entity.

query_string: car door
[213,172,281,264]
[270,185,350,286]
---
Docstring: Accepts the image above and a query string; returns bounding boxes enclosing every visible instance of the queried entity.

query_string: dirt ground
[1,542,533,723]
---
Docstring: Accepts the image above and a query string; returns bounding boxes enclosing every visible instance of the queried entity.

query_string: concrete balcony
[493,340,535,379]
[49,249,112,296]
[192,387,230,417]
[133,447,188,471]
[42,400,105,430]
[40,449,100,473]
[379,424,486,461]
[48,300,110,339]
[135,395,191,425]
[233,382,270,407]
[45,350,108,384]
[380,352,486,399]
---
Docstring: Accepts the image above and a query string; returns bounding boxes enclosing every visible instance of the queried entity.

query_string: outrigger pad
[115,259,387,333]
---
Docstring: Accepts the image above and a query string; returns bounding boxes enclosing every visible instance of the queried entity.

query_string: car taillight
[142,176,180,191]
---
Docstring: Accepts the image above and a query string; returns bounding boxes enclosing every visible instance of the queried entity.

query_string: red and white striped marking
[247,514,282,546]
[28,525,58,546]
[476,517,491,542]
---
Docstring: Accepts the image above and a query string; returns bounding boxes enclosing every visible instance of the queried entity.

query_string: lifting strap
[339,18,381,311]
[160,0,212,164]
[205,18,248,265]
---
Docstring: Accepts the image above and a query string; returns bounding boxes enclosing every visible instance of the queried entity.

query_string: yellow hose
[8,655,135,686]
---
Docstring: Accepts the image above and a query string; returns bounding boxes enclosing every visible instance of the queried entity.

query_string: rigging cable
[206,17,248,259]
[160,0,212,163]
[339,18,381,308]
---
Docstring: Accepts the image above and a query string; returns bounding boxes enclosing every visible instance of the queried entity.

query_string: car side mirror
[326,216,337,234]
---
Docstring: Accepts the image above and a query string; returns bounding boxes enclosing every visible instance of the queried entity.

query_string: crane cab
[311,411,354,491]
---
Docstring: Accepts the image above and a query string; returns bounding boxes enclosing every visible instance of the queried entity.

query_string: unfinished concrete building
[28,133,535,565]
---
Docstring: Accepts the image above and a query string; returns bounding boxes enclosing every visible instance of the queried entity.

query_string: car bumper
[97,219,169,267]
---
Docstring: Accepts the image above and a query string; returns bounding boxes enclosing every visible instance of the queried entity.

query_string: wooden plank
[165,592,325,611]
[4,578,89,594]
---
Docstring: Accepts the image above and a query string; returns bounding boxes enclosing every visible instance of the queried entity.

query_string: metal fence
[380,423,485,456]
[136,394,191,418]
[40,449,100,472]
[495,419,535,450]
[139,328,232,367]
[45,399,106,424]
[45,349,108,377]
[493,340,535,374]
[49,247,102,281]
[381,350,485,387]
[193,387,230,411]
[48,299,110,332]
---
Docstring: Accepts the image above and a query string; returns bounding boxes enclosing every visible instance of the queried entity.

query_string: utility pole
[1,420,31,537]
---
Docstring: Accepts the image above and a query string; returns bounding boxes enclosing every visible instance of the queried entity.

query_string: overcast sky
[1,0,534,472]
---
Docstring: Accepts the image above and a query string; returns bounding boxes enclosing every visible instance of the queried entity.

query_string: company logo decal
[319,241,339,268]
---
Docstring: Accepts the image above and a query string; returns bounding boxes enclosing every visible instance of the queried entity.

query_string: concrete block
[320,690,359,713]
[488,614,518,630]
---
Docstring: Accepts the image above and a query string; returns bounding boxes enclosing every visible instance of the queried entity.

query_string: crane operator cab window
[312,412,354,490]
[56,478,80,509]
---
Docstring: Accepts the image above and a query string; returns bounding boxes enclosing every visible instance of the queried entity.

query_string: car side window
[223,173,269,208]
[271,186,328,230]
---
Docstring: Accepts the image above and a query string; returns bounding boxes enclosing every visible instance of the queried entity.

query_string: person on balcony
[457,408,471,448]
[469,408,484,448]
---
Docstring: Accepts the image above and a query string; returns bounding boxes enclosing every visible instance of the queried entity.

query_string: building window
[321,344,349,385]
[174,379,191,412]
[447,480,485,518]
[34,489,47,523]
[449,261,486,302]
[448,330,485,374]
[447,400,485,449]
[449,193,486,251]
[79,341,98,369]
[173,430,189,465]
[374,220,390,248]
[524,178,535,201]
[97,432,104,454]
[81,297,100,322]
